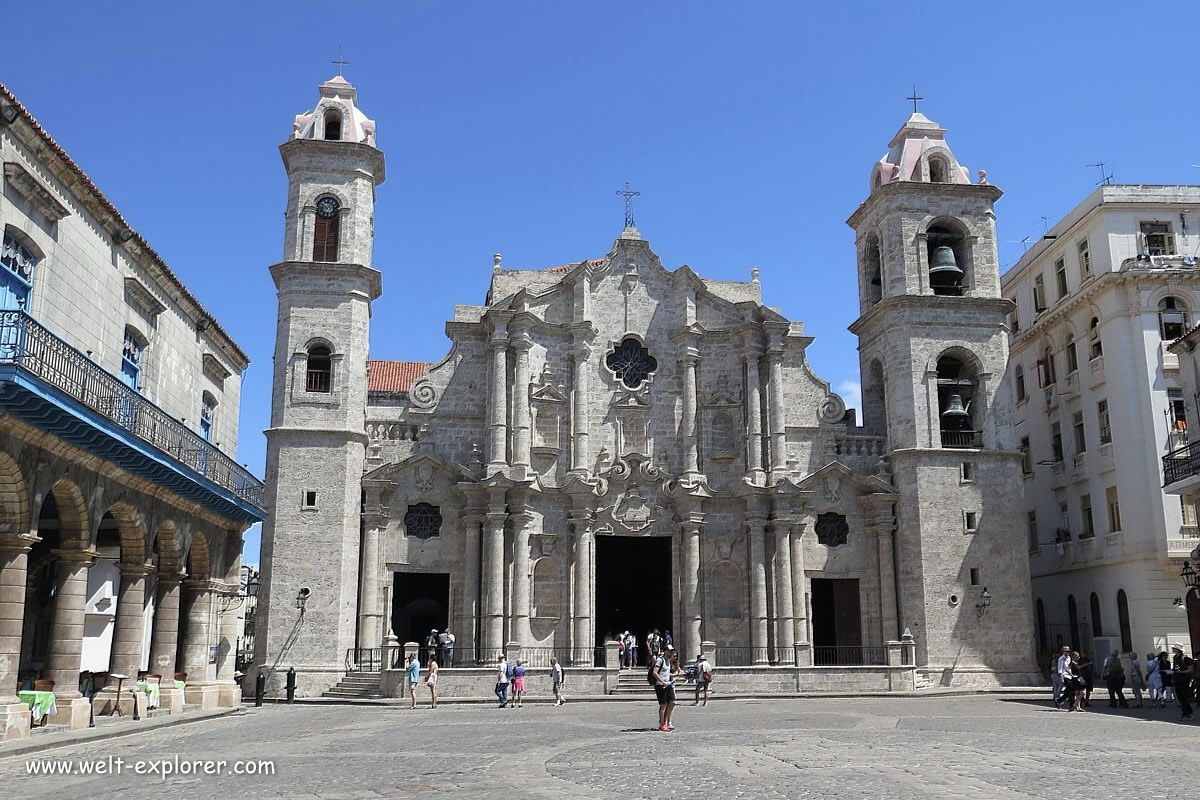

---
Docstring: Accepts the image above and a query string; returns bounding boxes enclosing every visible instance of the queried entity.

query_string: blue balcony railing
[0,310,264,509]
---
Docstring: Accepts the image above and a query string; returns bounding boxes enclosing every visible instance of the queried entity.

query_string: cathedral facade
[256,77,1040,696]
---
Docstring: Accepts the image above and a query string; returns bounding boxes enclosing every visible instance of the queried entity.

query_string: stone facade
[0,84,265,739]
[257,82,1040,697]
[1005,185,1200,664]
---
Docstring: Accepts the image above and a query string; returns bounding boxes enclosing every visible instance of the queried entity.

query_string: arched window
[928,156,949,184]
[200,392,216,442]
[1036,599,1047,654]
[1065,334,1079,374]
[863,360,887,436]
[323,109,342,141]
[1089,592,1103,637]
[865,234,882,305]
[927,222,968,296]
[1067,595,1079,650]
[305,345,332,393]
[1088,317,1103,360]
[1159,296,1188,340]
[1117,589,1132,653]
[1015,364,1026,403]
[937,354,979,448]
[0,231,36,310]
[121,327,145,391]
[313,196,340,262]
[1038,346,1057,386]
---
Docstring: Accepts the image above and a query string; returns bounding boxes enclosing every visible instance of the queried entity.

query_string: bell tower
[848,108,1038,684]
[256,75,384,696]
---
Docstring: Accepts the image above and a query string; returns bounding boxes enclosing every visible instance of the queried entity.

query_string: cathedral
[256,76,1040,696]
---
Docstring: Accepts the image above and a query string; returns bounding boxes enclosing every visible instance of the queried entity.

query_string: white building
[1003,185,1200,667]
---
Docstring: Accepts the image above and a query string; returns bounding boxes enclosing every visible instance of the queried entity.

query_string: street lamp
[1182,561,1200,591]
[976,587,992,617]
[217,572,261,613]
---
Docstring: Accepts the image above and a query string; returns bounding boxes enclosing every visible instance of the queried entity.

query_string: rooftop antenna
[1086,162,1113,186]
[1021,236,1031,252]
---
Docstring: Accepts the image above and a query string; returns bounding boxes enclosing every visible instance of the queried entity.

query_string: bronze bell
[929,246,963,278]
[941,394,971,418]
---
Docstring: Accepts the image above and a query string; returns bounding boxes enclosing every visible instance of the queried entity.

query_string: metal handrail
[1164,439,1200,486]
[0,311,264,508]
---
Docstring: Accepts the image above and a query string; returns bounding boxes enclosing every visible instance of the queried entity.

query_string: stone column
[570,342,592,473]
[681,520,702,660]
[181,580,218,709]
[511,503,532,646]
[0,535,33,739]
[150,575,184,715]
[511,332,532,478]
[745,351,765,483]
[766,349,787,479]
[747,518,769,663]
[109,563,152,680]
[356,523,384,650]
[216,587,241,707]
[486,327,510,475]
[46,549,93,728]
[791,518,810,646]
[482,512,506,657]
[868,501,899,642]
[570,510,593,663]
[771,521,795,662]
[462,513,482,663]
[681,353,700,479]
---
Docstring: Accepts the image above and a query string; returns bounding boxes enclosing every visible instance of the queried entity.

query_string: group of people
[614,629,673,668]
[1052,643,1196,720]
[493,654,567,707]
[648,646,714,732]
[406,652,439,709]
[420,628,456,667]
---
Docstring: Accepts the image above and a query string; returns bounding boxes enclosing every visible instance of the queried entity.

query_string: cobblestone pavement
[2,695,1197,799]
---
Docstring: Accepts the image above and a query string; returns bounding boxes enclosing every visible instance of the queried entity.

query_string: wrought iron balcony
[1164,439,1200,489]
[0,310,265,516]
[940,429,982,449]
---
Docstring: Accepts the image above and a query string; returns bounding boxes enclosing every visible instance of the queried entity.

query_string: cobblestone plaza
[2,696,1196,798]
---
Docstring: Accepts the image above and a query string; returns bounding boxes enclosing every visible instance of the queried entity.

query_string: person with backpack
[693,652,712,707]
[1101,649,1128,708]
[651,645,680,731]
[495,654,510,708]
[550,656,566,706]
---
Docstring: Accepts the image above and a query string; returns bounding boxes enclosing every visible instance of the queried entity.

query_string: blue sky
[5,1,1199,564]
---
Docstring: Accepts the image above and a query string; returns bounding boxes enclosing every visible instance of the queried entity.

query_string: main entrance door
[811,578,863,665]
[595,535,671,663]
[391,572,449,663]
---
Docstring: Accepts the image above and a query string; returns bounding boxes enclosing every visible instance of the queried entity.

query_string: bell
[929,246,963,278]
[870,267,882,286]
[941,394,971,418]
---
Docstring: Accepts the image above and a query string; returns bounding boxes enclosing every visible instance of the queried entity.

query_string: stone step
[30,723,69,735]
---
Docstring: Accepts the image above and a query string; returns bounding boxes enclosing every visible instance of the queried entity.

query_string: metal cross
[616,181,640,228]
[332,46,350,77]
[907,86,924,114]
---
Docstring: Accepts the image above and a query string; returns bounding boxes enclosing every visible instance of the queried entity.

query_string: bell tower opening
[937,354,980,448]
[323,109,342,141]
[594,535,672,661]
[927,223,968,296]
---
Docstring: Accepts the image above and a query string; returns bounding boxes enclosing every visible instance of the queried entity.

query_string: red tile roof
[538,259,603,273]
[368,360,429,393]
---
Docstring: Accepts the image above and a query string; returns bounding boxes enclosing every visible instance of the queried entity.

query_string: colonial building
[0,85,266,739]
[256,78,1039,697]
[1003,185,1200,665]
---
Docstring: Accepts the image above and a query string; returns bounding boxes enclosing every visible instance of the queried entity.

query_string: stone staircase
[322,671,383,700]
[611,668,657,696]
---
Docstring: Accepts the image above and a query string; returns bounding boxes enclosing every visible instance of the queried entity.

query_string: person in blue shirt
[406,653,420,709]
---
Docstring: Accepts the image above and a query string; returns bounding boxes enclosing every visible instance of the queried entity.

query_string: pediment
[796,462,897,498]
[363,452,476,486]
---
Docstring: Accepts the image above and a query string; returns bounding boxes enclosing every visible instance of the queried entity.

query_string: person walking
[629,633,639,668]
[1159,652,1176,706]
[1127,651,1145,708]
[1102,649,1128,709]
[1050,648,1064,707]
[1077,651,1095,707]
[550,656,566,706]
[1062,652,1084,712]
[406,653,421,709]
[495,655,510,708]
[438,628,455,667]
[1172,643,1194,720]
[652,645,676,731]
[1055,645,1071,709]
[1147,652,1164,706]
[423,629,438,666]
[692,652,712,706]
[512,660,526,708]
[426,658,439,708]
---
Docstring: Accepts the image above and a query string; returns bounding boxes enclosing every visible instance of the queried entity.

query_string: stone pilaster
[356,520,385,650]
[569,507,593,660]
[46,548,94,729]
[460,509,483,663]
[511,331,533,478]
[486,324,510,475]
[747,517,769,663]
[482,510,506,657]
[109,563,153,679]
[771,520,795,661]
[744,349,765,484]
[181,580,219,709]
[511,499,533,646]
[680,518,703,660]
[150,575,182,675]
[766,347,787,479]
[791,517,810,645]
[569,338,592,473]
[216,584,242,707]
[865,495,899,641]
[680,352,700,480]
[0,535,34,740]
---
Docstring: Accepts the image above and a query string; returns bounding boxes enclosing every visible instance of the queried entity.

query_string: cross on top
[332,46,350,77]
[616,181,640,229]
[907,86,924,114]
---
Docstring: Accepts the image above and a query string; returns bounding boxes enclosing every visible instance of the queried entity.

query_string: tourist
[1102,649,1128,709]
[512,659,526,708]
[646,630,658,658]
[1062,652,1084,712]
[1172,644,1194,720]
[550,656,566,706]
[423,629,438,665]
[629,632,639,668]
[1147,652,1164,706]
[617,633,626,669]
[438,628,455,667]
[426,658,439,708]
[406,653,420,709]
[693,652,712,707]
[496,654,510,708]
[1159,652,1175,706]
[1077,651,1095,707]
[1050,647,1065,707]
[652,645,681,731]
[1055,645,1071,709]
[664,629,673,649]
[1127,651,1145,708]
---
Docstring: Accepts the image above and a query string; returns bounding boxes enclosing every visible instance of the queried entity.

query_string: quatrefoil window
[815,513,849,548]
[404,503,443,540]
[605,337,658,389]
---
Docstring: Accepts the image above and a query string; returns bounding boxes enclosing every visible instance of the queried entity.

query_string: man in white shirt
[693,652,712,707]
[495,655,510,708]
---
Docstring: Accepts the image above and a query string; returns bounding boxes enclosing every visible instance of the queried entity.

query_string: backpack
[647,657,660,686]
[506,662,515,680]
